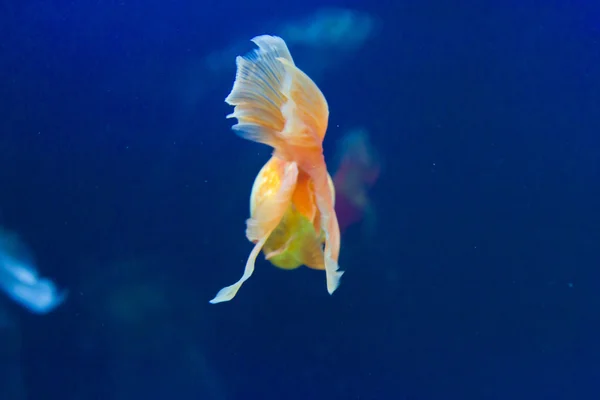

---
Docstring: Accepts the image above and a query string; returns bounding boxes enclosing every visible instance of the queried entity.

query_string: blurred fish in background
[332,128,382,237]
[177,7,381,113]
[0,227,67,314]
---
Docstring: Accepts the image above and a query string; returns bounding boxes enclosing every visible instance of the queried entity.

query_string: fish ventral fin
[209,162,299,304]
[224,35,330,155]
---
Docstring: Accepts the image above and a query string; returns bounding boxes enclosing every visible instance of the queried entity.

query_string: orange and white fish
[210,35,343,304]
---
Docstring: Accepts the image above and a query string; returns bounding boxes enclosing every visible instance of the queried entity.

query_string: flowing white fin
[225,35,329,153]
[224,35,293,149]
[209,161,299,304]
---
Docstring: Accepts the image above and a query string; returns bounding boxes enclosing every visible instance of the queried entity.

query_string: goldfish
[0,228,66,314]
[332,128,381,234]
[209,35,343,304]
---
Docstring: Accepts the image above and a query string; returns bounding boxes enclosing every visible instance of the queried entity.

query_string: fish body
[210,35,343,304]
[251,157,335,271]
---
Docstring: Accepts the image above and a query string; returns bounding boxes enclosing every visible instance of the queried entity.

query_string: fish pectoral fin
[210,162,299,304]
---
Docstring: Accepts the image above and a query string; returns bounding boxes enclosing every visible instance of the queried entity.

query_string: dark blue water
[1,0,599,399]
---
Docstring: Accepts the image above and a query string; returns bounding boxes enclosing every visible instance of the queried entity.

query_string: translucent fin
[249,157,288,217]
[209,162,299,304]
[277,57,330,145]
[313,172,336,234]
[312,171,344,294]
[246,161,299,242]
[208,236,268,304]
[224,35,294,149]
[224,35,330,154]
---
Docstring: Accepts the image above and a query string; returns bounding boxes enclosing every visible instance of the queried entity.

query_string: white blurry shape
[178,7,381,114]
[204,7,380,72]
[0,229,66,314]
[279,7,381,51]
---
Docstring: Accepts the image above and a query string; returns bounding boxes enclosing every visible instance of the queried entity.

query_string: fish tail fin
[225,35,329,156]
[276,56,329,147]
[225,35,291,151]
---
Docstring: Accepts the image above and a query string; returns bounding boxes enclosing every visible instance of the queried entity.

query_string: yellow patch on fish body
[249,157,335,271]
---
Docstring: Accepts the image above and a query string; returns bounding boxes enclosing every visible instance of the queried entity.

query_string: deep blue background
[1,0,599,399]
